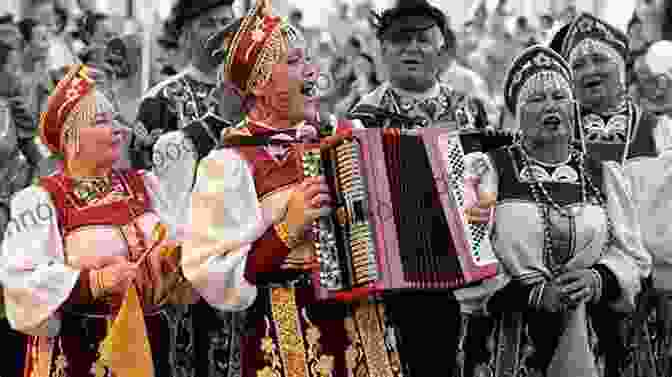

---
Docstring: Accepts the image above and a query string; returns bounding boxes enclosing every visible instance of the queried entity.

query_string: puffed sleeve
[140,169,187,241]
[181,149,265,312]
[454,152,507,314]
[0,186,80,336]
[151,130,198,236]
[596,160,651,312]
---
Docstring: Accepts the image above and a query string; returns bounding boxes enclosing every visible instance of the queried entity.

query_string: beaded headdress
[40,64,109,156]
[549,13,628,84]
[503,45,574,116]
[218,0,300,97]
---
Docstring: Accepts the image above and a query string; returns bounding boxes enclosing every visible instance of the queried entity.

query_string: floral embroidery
[258,317,282,377]
[303,308,335,377]
[270,288,308,377]
[343,317,364,375]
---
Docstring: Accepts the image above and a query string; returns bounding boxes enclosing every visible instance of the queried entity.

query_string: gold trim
[352,302,395,377]
[270,287,308,377]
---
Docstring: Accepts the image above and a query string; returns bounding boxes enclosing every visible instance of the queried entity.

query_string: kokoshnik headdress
[216,0,300,97]
[503,45,574,117]
[40,64,98,156]
[549,12,629,84]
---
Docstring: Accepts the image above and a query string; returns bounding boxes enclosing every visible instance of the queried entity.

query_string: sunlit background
[0,0,641,32]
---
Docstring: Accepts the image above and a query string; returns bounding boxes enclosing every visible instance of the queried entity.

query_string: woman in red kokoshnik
[185,0,403,376]
[0,64,254,377]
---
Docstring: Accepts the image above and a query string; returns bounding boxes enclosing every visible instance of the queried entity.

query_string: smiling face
[571,50,622,110]
[65,91,128,168]
[381,25,444,92]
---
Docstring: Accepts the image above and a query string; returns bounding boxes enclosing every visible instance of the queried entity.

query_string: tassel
[97,284,154,377]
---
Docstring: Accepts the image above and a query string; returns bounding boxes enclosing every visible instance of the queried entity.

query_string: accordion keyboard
[335,141,379,286]
[440,136,490,264]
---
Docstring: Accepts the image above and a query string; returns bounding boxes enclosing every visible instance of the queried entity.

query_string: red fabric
[228,14,282,95]
[39,64,94,154]
[243,227,291,284]
[39,170,151,234]
[241,287,353,377]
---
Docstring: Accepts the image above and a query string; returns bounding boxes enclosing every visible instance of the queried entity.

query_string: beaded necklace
[516,144,615,274]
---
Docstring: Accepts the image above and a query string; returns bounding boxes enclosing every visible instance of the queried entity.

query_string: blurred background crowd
[0,0,671,153]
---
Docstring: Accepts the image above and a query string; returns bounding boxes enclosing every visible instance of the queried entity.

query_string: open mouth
[401,58,422,65]
[541,113,562,128]
[582,76,603,89]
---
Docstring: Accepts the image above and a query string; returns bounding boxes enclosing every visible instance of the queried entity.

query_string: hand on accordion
[464,194,496,224]
[286,176,333,236]
[280,254,320,271]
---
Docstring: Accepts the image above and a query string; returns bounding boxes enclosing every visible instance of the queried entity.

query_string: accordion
[302,127,513,301]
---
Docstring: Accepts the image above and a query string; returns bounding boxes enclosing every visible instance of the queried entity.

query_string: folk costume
[550,14,661,377]
[0,64,250,377]
[623,41,672,376]
[187,1,402,376]
[0,19,44,377]
[139,3,247,377]
[549,13,659,164]
[345,2,488,376]
[456,46,651,377]
[133,0,235,171]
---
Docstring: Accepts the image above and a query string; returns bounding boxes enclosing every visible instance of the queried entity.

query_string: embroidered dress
[139,66,239,377]
[578,102,658,164]
[185,119,403,377]
[0,170,197,377]
[457,146,650,377]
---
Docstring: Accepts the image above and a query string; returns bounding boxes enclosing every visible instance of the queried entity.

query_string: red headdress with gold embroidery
[40,64,96,155]
[222,0,296,96]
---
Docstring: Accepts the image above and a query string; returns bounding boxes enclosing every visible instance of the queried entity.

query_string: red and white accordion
[303,127,512,302]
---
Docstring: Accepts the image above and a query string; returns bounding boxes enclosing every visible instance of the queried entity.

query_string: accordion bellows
[304,128,510,301]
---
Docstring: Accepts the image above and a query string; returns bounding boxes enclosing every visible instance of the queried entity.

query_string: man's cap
[168,0,235,33]
[372,0,448,41]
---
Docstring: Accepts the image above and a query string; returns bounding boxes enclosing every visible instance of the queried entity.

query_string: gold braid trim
[352,302,396,377]
[246,27,287,95]
[60,91,97,156]
[270,287,308,377]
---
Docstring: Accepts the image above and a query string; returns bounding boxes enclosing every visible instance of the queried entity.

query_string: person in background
[78,12,116,67]
[538,13,556,43]
[623,44,672,370]
[349,0,487,374]
[133,0,235,171]
[550,12,660,163]
[17,18,51,119]
[0,14,33,377]
[627,13,651,85]
[153,34,182,86]
[28,0,79,69]
[334,52,381,117]
[289,8,304,34]
[438,22,497,126]
[140,2,241,377]
[0,14,44,179]
[631,40,672,151]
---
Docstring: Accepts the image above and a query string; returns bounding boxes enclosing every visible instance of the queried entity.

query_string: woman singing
[459,45,651,377]
[0,64,252,377]
[183,0,403,376]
